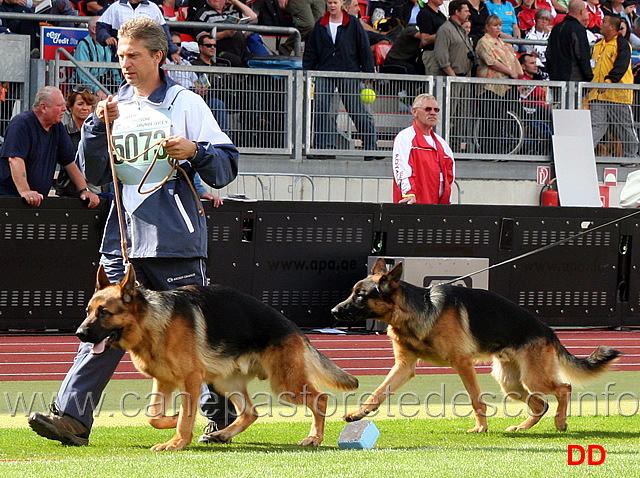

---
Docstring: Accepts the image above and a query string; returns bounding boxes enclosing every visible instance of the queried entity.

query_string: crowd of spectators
[1,0,639,73]
[1,0,640,159]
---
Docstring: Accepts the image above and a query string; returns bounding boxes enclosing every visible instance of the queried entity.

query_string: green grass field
[1,372,639,477]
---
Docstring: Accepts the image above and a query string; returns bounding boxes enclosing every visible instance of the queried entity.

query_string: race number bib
[111,108,173,185]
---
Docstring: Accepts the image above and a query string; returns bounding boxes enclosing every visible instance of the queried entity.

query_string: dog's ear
[120,263,137,304]
[96,264,111,291]
[386,262,403,283]
[370,257,388,276]
[378,262,402,295]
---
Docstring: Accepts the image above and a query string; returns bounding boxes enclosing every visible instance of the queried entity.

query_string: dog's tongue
[90,338,108,355]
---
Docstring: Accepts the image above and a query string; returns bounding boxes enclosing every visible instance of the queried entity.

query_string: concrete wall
[216,155,631,207]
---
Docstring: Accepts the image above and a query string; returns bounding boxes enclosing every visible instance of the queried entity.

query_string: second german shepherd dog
[332,258,621,433]
[76,265,358,451]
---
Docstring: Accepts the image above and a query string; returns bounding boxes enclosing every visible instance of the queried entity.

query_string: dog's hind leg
[451,356,488,432]
[265,336,328,446]
[299,384,327,446]
[518,345,571,432]
[200,377,258,444]
[493,359,549,431]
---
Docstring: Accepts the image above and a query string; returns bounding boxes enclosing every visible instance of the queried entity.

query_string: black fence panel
[619,216,640,327]
[204,201,255,294]
[381,204,631,327]
[502,206,627,327]
[248,202,379,328]
[1,198,639,332]
[0,198,106,331]
[381,204,509,294]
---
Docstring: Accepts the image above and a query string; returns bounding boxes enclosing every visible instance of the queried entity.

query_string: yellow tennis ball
[360,88,376,104]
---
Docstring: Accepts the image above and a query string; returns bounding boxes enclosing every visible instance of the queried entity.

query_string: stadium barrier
[1,198,637,331]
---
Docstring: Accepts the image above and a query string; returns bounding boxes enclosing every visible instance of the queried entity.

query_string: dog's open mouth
[90,331,120,355]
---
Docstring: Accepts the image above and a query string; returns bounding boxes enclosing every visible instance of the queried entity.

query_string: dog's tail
[304,338,359,391]
[552,335,621,385]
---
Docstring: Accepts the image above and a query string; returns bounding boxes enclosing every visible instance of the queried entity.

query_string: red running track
[0,329,639,381]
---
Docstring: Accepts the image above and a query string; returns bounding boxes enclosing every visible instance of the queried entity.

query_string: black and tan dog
[76,265,358,451]
[332,258,621,432]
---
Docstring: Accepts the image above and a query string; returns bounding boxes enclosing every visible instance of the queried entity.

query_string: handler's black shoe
[28,407,89,446]
[198,421,232,444]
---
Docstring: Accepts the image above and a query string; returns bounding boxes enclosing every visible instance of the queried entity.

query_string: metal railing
[303,71,433,158]
[3,19,640,166]
[0,12,301,54]
[215,173,462,204]
[47,59,640,165]
[445,76,567,160]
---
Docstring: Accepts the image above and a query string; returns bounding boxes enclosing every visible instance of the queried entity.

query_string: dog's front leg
[147,379,179,430]
[344,356,417,422]
[150,371,203,451]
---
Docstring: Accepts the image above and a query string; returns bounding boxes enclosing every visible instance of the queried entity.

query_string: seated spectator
[0,0,39,49]
[485,0,521,38]
[190,33,231,135]
[344,0,390,46]
[84,0,115,15]
[518,53,550,107]
[380,23,423,74]
[620,15,631,41]
[55,87,104,197]
[165,32,198,88]
[630,16,640,48]
[73,16,122,97]
[518,53,553,153]
[0,86,100,208]
[193,0,261,66]
[585,0,603,34]
[537,0,563,20]
[43,0,78,26]
[601,0,635,29]
[515,0,537,36]
[524,8,553,69]
[96,0,181,63]
[390,0,422,25]
[275,0,324,56]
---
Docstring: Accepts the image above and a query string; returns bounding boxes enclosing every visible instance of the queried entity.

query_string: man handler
[28,16,239,446]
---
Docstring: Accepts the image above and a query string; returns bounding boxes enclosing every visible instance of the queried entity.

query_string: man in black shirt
[546,0,594,81]
[417,0,447,74]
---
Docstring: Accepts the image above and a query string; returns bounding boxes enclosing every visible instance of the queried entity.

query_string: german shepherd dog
[332,258,621,433]
[76,265,358,451]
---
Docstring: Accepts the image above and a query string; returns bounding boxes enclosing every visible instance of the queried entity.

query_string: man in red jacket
[392,94,455,204]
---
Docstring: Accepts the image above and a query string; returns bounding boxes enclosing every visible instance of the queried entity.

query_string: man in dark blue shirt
[0,86,100,207]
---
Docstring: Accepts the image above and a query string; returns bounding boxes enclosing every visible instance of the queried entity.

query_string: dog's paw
[299,435,322,446]
[555,421,568,432]
[343,411,364,422]
[467,425,488,433]
[505,425,524,432]
[150,437,189,451]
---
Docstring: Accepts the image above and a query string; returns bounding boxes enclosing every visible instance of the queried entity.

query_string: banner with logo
[40,26,89,60]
